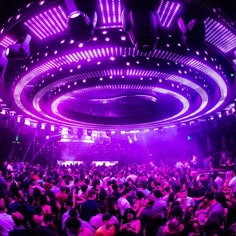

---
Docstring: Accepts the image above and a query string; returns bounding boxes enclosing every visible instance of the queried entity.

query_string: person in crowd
[90,204,119,230]
[120,208,141,236]
[80,189,99,222]
[1,154,236,235]
[34,214,57,236]
[152,190,167,219]
[66,217,94,236]
[117,189,132,216]
[95,213,117,236]
[0,198,14,236]
[9,212,27,236]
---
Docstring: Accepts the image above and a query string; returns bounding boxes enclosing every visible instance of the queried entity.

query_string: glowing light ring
[50,85,190,127]
[14,47,227,128]
[32,69,208,122]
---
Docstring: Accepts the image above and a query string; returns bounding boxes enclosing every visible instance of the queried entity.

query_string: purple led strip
[157,0,181,28]
[24,5,67,40]
[205,18,236,53]
[98,0,121,26]
[0,36,15,48]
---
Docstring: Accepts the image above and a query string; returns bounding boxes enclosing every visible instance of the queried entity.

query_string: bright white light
[70,11,81,19]
[50,125,55,131]
[24,119,30,126]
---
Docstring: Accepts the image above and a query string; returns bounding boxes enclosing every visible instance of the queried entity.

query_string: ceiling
[0,0,236,131]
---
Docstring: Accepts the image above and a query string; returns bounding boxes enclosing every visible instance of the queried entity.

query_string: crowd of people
[0,158,236,236]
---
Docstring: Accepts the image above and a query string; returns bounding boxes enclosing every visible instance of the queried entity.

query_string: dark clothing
[7,201,24,215]
[80,200,98,222]
[9,228,28,236]
[33,226,57,236]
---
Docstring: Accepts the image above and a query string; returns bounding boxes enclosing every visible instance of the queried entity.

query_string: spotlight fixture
[0,47,8,81]
[65,0,97,42]
[122,0,160,52]
[177,2,205,48]
[6,34,32,59]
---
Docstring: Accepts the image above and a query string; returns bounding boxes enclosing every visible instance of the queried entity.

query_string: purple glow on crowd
[24,5,67,40]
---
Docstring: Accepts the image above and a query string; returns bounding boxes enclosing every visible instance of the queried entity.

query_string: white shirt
[0,212,14,236]
[215,176,224,191]
[177,196,195,209]
[126,174,138,183]
[117,197,131,216]
[89,213,119,229]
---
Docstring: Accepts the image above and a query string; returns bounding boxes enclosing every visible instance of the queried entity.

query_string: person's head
[136,191,145,200]
[121,188,131,198]
[60,186,66,193]
[98,205,107,214]
[43,214,53,226]
[127,178,134,186]
[179,190,187,200]
[141,182,148,190]
[164,186,170,194]
[0,198,6,212]
[102,214,113,227]
[87,189,97,200]
[169,205,183,221]
[210,182,218,193]
[93,180,101,191]
[204,220,223,236]
[66,217,81,235]
[163,218,184,235]
[112,183,118,192]
[80,184,88,193]
[12,212,24,226]
[69,208,79,218]
[205,191,215,202]
[153,190,162,199]
[118,184,124,192]
[64,199,73,210]
[123,208,136,222]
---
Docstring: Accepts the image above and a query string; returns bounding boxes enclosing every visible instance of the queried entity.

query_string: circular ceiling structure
[0,0,236,131]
